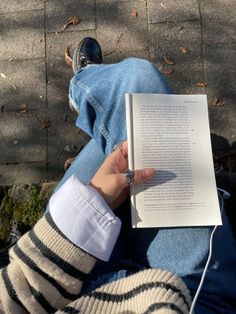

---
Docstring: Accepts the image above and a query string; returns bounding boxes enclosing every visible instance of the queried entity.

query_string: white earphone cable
[189,188,229,313]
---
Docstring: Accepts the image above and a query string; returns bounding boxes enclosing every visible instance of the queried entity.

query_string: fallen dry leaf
[131,9,138,17]
[195,82,208,87]
[212,97,224,107]
[59,16,80,33]
[180,47,189,54]
[158,63,165,71]
[161,68,174,76]
[64,157,75,171]
[179,26,184,32]
[164,55,175,65]
[40,120,51,129]
[19,104,28,113]
[64,45,72,67]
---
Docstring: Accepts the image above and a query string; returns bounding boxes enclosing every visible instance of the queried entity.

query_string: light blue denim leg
[69,58,172,155]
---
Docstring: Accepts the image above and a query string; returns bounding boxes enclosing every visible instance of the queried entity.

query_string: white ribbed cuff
[49,175,121,261]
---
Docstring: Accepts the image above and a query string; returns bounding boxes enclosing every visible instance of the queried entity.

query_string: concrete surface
[0,0,235,185]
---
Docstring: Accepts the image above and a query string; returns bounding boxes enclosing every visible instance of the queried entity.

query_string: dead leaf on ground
[195,82,208,87]
[131,9,138,17]
[19,104,28,113]
[178,26,184,32]
[212,97,224,107]
[58,16,80,33]
[164,55,175,65]
[64,45,73,67]
[161,68,174,76]
[180,47,189,54]
[40,120,51,129]
[64,157,75,171]
[158,63,165,71]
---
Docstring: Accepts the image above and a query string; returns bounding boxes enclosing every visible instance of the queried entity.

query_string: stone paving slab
[0,163,48,186]
[0,0,44,13]
[149,21,204,94]
[0,110,47,164]
[46,30,95,180]
[47,103,90,181]
[199,0,236,44]
[0,10,45,60]
[47,108,90,180]
[205,44,236,100]
[45,0,96,33]
[104,49,150,64]
[46,30,96,110]
[147,0,200,23]
[96,1,148,53]
[0,0,236,186]
[209,97,236,146]
[0,59,46,111]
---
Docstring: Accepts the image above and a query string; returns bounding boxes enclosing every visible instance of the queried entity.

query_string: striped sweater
[0,213,192,313]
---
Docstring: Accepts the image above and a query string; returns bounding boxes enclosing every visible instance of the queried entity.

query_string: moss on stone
[0,186,46,240]
[0,195,14,240]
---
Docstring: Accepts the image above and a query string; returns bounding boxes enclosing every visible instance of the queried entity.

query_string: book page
[126,94,222,228]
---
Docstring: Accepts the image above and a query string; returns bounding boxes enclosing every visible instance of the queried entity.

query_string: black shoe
[77,37,103,69]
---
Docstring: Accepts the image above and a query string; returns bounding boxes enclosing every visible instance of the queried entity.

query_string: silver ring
[123,169,134,185]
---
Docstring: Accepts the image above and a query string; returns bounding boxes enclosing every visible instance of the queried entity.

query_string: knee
[123,57,155,71]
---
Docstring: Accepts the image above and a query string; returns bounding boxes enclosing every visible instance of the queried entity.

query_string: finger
[120,141,128,158]
[111,141,128,159]
[133,168,155,184]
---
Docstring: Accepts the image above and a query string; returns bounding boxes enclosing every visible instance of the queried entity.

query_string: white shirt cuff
[49,175,121,261]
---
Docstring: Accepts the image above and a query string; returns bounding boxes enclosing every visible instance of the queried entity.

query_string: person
[0,37,236,313]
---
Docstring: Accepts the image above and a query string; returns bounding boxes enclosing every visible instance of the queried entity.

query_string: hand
[90,141,155,210]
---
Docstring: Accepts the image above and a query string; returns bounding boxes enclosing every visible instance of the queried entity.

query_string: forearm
[0,213,96,313]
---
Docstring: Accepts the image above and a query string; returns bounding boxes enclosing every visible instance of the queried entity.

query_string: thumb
[133,168,155,184]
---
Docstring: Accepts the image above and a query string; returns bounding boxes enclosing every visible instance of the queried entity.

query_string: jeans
[60,58,236,313]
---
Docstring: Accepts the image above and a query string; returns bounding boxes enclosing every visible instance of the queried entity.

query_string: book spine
[125,93,137,227]
[125,93,135,171]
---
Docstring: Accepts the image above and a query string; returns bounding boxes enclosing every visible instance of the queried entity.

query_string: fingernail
[144,168,155,177]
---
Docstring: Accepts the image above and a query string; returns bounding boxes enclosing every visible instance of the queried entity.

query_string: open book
[125,93,222,228]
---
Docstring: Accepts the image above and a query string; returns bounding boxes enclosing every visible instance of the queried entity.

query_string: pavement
[0,0,236,186]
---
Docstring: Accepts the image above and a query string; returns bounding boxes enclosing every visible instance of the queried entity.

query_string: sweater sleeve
[0,213,98,313]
